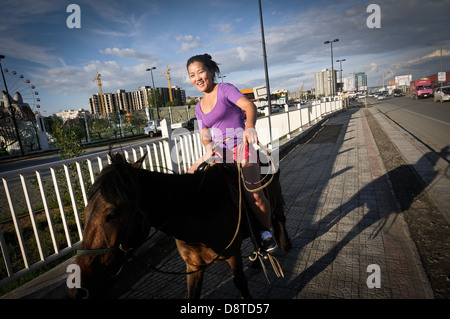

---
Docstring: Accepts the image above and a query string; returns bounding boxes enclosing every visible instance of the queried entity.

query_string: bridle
[76,197,149,278]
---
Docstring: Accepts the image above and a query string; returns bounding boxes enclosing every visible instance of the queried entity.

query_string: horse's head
[68,152,149,299]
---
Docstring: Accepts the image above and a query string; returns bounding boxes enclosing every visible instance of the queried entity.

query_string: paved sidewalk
[122,108,434,299]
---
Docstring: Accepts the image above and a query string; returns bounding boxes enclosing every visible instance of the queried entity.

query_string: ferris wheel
[1,68,41,118]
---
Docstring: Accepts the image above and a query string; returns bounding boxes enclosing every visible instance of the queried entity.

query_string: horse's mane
[88,152,143,205]
[89,151,239,210]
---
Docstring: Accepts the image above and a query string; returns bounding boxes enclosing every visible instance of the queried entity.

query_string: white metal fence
[0,98,342,289]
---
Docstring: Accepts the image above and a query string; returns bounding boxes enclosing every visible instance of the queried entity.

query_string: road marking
[404,109,450,126]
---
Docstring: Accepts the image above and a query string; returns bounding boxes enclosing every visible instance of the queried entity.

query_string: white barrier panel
[270,113,290,141]
[289,109,301,132]
[301,107,310,126]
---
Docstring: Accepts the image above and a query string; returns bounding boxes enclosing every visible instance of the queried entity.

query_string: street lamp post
[324,39,339,97]
[336,59,346,93]
[146,67,159,119]
[218,75,226,83]
[427,42,449,88]
[258,0,273,148]
[427,42,449,73]
[0,55,25,156]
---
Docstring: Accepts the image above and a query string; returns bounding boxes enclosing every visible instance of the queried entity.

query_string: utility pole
[324,39,339,96]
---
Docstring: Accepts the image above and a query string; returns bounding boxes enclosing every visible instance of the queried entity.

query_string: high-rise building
[355,72,367,90]
[314,69,337,97]
[342,72,368,92]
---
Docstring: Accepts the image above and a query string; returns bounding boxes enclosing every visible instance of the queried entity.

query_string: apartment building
[88,86,186,116]
[314,69,338,97]
[55,109,90,121]
[342,72,368,92]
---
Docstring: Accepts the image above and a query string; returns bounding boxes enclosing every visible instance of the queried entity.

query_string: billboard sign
[395,75,412,86]
[253,86,267,99]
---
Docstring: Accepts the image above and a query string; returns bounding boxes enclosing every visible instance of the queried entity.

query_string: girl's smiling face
[188,61,215,94]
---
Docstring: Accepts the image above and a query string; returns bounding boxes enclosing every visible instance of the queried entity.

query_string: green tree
[147,90,165,109]
[187,98,198,106]
[165,99,181,107]
[89,118,110,140]
[130,111,147,134]
[54,122,85,160]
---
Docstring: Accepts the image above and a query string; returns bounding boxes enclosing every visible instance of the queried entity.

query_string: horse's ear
[132,152,148,169]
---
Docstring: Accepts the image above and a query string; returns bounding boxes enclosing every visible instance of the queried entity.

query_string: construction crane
[161,66,173,102]
[299,80,305,100]
[92,72,106,117]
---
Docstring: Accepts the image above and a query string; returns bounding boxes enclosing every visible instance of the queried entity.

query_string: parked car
[187,117,197,130]
[433,87,450,103]
[377,93,387,100]
[257,105,266,111]
[144,119,162,137]
[393,89,402,97]
[271,104,281,113]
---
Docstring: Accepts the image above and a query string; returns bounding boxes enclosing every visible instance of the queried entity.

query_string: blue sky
[1,0,449,115]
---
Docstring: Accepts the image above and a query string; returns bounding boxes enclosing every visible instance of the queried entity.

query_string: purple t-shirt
[195,83,245,149]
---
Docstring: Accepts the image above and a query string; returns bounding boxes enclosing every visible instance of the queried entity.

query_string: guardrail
[0,98,342,289]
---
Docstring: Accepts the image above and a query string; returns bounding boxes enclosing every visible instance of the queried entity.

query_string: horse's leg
[186,263,204,299]
[227,254,252,299]
[268,172,292,252]
[271,201,292,252]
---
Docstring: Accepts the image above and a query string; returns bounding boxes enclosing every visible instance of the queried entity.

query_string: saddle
[195,153,274,238]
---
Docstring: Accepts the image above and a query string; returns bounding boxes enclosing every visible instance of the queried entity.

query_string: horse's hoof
[282,240,292,252]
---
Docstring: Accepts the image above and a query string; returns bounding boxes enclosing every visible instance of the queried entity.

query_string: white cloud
[397,49,450,68]
[236,47,248,61]
[212,23,233,34]
[176,35,202,53]
[0,36,61,67]
[31,60,155,100]
[99,47,158,64]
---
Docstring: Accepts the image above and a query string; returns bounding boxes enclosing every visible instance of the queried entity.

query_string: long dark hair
[187,54,220,80]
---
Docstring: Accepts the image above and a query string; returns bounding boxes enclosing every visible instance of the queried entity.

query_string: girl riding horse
[186,53,277,253]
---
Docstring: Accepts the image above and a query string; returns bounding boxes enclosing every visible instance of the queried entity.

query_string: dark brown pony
[68,152,291,299]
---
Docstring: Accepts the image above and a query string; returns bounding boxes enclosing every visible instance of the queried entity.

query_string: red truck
[410,78,433,99]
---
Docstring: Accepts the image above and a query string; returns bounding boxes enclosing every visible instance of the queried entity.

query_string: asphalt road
[367,95,450,156]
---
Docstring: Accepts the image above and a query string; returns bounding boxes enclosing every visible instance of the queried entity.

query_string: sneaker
[260,230,278,253]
